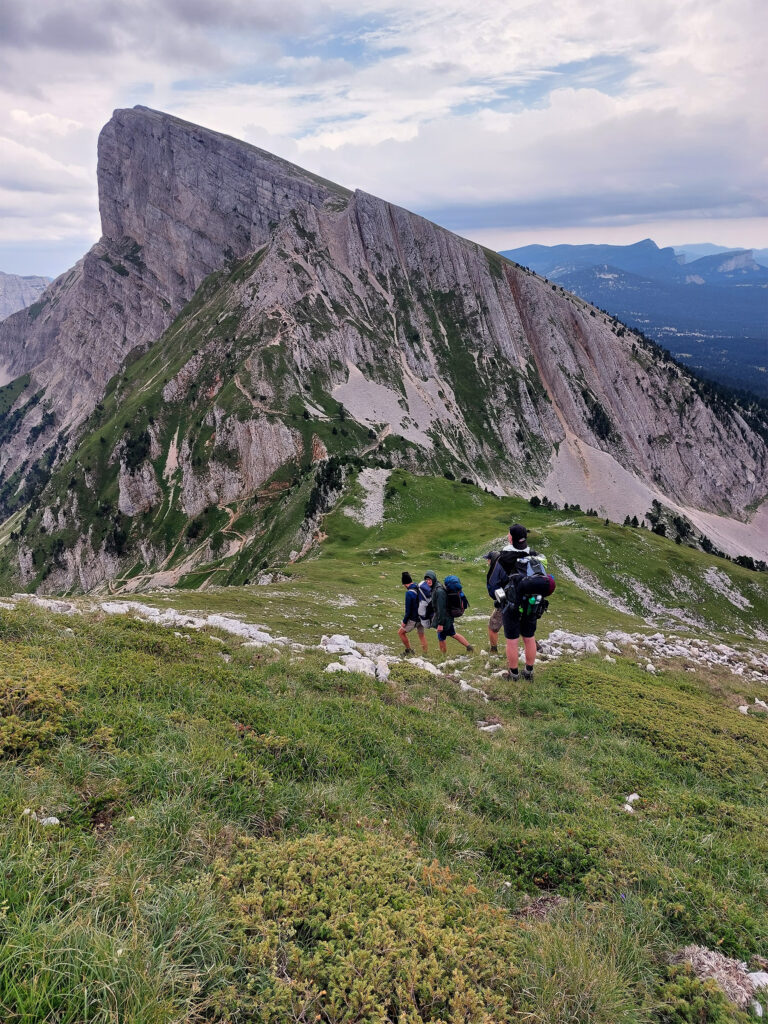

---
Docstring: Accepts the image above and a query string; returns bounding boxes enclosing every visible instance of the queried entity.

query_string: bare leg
[416,624,428,653]
[488,627,499,647]
[506,637,519,671]
[453,632,471,650]
[398,624,412,651]
[523,636,537,667]
[438,638,447,654]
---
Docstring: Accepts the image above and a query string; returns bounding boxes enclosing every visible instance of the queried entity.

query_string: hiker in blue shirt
[398,571,429,656]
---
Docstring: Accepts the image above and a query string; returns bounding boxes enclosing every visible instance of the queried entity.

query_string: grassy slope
[1,478,767,1022]
[129,473,768,643]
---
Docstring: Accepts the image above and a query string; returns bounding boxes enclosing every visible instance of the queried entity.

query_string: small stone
[623,803,635,814]
[645,663,656,673]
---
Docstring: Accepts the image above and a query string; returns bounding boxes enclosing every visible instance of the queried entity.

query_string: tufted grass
[0,574,766,1022]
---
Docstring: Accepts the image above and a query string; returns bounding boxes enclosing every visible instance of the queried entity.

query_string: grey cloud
[161,0,314,31]
[33,10,117,54]
[0,2,118,53]
[417,189,768,233]
[0,0,315,58]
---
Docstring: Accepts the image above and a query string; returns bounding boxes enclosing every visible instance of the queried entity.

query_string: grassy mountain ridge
[1,482,766,1021]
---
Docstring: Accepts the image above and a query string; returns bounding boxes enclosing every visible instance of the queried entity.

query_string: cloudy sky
[1,0,766,276]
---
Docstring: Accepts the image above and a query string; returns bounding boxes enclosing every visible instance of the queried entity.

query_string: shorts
[489,606,503,633]
[502,605,537,640]
[401,619,424,633]
[437,619,456,638]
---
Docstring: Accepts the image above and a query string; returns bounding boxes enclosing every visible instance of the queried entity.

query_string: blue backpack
[443,575,469,618]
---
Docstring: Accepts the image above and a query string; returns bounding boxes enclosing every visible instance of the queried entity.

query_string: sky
[1,0,766,278]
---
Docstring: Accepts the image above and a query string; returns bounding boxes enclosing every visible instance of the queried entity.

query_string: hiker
[398,571,429,655]
[432,573,473,655]
[483,550,502,654]
[488,523,554,681]
[418,571,437,629]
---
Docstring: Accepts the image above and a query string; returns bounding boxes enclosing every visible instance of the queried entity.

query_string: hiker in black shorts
[493,524,540,682]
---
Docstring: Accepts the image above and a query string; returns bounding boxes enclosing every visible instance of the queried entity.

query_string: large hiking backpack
[417,582,434,624]
[504,555,556,613]
[444,574,469,618]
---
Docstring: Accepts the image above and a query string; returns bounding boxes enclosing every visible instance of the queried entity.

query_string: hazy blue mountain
[501,240,768,397]
[674,243,738,261]
[675,243,768,268]
[502,238,684,282]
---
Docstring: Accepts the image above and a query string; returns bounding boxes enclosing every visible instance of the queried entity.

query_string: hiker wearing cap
[483,551,502,655]
[493,523,540,681]
[398,572,429,656]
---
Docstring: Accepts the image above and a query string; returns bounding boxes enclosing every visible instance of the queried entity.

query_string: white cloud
[0,0,766,274]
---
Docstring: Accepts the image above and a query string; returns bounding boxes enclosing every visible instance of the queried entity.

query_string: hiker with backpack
[487,523,555,681]
[483,551,503,655]
[398,571,430,656]
[432,573,474,655]
[418,571,437,629]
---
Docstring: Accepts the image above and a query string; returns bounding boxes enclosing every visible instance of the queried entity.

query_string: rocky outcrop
[0,271,49,323]
[178,413,303,516]
[0,106,348,478]
[118,461,162,516]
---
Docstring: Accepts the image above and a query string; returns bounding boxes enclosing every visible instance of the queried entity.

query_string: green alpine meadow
[1,476,767,1022]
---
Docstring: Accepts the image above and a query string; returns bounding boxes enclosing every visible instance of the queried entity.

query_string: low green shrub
[0,643,79,757]
[217,832,524,1022]
[654,965,751,1023]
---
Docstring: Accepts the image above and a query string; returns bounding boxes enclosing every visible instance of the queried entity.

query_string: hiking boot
[522,666,534,681]
[465,645,474,654]
[502,669,519,682]
[403,648,414,657]
[489,645,498,654]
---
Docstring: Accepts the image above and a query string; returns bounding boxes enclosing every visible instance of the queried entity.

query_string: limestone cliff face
[0,271,49,323]
[0,106,347,477]
[0,106,766,591]
[178,413,303,516]
[197,188,766,516]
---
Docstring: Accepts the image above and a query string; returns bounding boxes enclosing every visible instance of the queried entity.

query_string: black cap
[509,524,528,548]
[401,571,413,585]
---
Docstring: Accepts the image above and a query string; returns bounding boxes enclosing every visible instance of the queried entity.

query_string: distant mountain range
[499,239,768,397]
